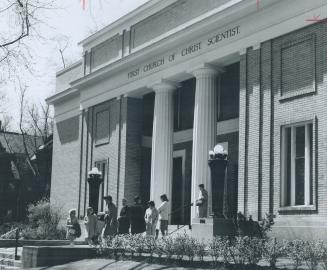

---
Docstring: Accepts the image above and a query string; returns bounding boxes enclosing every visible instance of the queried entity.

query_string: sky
[1,0,149,130]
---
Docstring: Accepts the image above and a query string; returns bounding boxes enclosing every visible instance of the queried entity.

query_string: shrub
[111,235,126,258]
[209,237,233,264]
[173,234,186,261]
[245,237,264,265]
[302,240,323,270]
[154,238,165,258]
[183,235,197,262]
[161,236,175,260]
[143,236,157,258]
[228,236,248,265]
[286,239,305,270]
[262,237,285,268]
[195,239,206,262]
[228,236,263,266]
[235,212,274,238]
[23,198,65,240]
[321,241,327,270]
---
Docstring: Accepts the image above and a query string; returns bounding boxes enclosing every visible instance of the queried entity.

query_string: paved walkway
[31,259,201,270]
[28,257,311,270]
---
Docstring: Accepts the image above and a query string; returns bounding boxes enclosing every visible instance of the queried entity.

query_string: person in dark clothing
[118,198,130,234]
[129,196,146,234]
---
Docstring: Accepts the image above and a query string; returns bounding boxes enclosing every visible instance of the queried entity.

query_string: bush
[228,236,263,266]
[286,239,306,270]
[262,238,285,268]
[321,241,327,270]
[161,236,175,260]
[195,239,206,262]
[235,212,274,238]
[23,198,65,240]
[302,240,324,270]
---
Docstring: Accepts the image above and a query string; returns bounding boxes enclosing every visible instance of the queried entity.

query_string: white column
[191,64,220,220]
[150,80,180,208]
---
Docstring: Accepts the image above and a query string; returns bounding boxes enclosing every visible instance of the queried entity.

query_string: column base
[192,218,236,240]
[191,218,213,241]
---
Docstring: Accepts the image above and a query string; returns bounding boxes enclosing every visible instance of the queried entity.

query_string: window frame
[279,34,317,101]
[280,121,315,211]
[95,108,110,146]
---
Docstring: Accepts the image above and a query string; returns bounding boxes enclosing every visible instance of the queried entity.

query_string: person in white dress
[157,194,169,237]
[144,201,159,237]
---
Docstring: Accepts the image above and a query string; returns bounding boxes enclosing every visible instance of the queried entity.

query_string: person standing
[118,198,130,234]
[130,196,146,234]
[157,194,169,237]
[102,195,118,237]
[144,201,158,237]
[84,207,98,245]
[66,209,81,246]
[196,184,208,218]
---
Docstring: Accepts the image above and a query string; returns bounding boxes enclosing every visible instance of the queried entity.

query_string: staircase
[0,248,22,270]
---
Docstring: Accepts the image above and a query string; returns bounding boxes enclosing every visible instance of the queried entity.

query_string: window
[218,62,240,121]
[281,122,313,207]
[95,109,110,145]
[173,78,195,131]
[280,35,316,99]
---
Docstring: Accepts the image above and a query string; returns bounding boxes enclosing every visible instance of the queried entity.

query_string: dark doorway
[171,157,183,225]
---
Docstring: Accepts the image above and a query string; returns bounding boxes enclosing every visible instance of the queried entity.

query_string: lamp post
[208,144,235,236]
[87,167,103,214]
[208,144,228,218]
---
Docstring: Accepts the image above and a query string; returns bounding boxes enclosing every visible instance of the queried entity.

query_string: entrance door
[171,150,190,225]
[171,157,183,225]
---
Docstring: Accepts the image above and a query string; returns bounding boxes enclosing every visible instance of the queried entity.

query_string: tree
[17,83,53,177]
[0,0,55,82]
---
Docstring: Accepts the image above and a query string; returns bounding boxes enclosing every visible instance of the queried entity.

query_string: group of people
[66,193,171,245]
[66,184,209,245]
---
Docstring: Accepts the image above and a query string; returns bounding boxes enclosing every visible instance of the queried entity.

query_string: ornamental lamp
[87,167,103,214]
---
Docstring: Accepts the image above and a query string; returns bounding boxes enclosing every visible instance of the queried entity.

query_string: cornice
[78,0,178,48]
[46,88,79,105]
[70,0,255,89]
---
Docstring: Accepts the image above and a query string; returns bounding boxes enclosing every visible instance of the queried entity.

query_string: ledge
[278,205,316,214]
[22,245,97,268]
[0,239,86,248]
[279,88,316,102]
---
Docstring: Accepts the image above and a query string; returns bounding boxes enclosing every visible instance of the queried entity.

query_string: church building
[47,0,327,239]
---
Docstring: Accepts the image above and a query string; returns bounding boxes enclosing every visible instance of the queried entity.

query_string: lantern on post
[208,144,228,218]
[87,167,103,214]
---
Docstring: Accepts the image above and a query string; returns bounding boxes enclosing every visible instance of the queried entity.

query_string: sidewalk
[29,257,308,270]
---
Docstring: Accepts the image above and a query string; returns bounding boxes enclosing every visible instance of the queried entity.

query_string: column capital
[150,79,181,93]
[190,63,224,78]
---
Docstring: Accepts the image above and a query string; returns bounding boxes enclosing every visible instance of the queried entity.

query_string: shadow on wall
[56,116,79,144]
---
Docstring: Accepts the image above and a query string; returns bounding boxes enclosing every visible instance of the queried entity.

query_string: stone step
[0,258,21,268]
[0,252,21,260]
[0,265,20,270]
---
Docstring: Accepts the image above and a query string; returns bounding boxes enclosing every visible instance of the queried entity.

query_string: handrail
[0,227,18,239]
[168,224,189,236]
[168,202,193,217]
[15,228,19,260]
[0,227,20,260]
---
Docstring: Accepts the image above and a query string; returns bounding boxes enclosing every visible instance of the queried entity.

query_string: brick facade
[237,22,327,238]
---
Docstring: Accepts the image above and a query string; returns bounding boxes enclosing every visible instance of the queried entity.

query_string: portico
[148,64,225,221]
